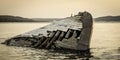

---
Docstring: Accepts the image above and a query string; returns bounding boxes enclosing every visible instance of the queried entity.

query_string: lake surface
[0,22,120,60]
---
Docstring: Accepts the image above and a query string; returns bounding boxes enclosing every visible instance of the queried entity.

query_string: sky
[0,0,120,18]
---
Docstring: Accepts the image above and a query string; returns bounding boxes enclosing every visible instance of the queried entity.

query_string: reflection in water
[0,22,120,60]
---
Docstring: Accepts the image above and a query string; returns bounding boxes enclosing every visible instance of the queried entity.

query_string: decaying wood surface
[2,12,93,51]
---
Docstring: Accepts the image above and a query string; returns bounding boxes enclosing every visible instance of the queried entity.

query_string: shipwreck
[2,12,93,52]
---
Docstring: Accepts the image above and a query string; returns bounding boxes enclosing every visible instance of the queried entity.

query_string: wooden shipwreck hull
[2,12,93,51]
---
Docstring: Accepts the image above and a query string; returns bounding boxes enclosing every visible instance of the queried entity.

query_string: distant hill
[0,15,35,22]
[95,16,120,22]
[0,15,63,22]
[1,15,120,22]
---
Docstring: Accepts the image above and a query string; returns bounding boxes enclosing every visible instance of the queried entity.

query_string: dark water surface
[0,22,120,60]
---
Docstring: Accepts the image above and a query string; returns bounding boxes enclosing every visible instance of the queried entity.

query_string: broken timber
[2,11,93,51]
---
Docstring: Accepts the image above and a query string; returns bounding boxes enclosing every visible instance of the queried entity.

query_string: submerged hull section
[2,12,93,51]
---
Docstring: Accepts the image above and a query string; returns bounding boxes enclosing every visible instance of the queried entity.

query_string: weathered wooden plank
[57,31,66,41]
[39,31,56,48]
[33,36,46,48]
[45,30,61,48]
[64,29,74,39]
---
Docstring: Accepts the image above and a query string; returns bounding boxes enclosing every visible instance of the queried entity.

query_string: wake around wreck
[2,12,93,54]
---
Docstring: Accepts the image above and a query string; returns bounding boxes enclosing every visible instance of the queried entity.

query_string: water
[91,22,120,60]
[0,22,120,60]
